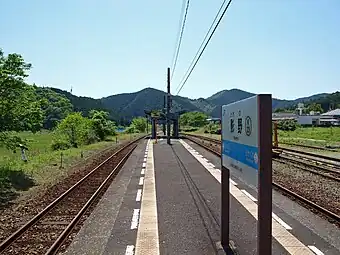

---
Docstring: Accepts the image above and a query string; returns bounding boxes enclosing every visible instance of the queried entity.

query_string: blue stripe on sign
[222,140,259,170]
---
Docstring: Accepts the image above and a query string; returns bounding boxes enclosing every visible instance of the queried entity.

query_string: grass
[185,125,340,148]
[278,127,340,147]
[0,131,142,207]
[183,127,221,140]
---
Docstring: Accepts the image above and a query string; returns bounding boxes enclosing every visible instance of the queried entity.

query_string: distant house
[297,115,321,126]
[320,109,340,126]
[272,113,297,121]
[206,118,221,124]
[272,112,321,126]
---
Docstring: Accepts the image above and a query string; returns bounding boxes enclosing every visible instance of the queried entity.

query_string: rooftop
[321,108,340,116]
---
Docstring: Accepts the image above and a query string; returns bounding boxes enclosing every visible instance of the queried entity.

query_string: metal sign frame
[221,94,272,254]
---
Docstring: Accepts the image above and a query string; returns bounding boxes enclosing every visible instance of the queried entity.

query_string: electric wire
[170,0,186,70]
[176,0,233,95]
[171,0,190,81]
[175,0,228,92]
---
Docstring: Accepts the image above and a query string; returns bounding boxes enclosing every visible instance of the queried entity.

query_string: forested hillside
[1,46,337,146]
[307,92,340,112]
[49,87,332,120]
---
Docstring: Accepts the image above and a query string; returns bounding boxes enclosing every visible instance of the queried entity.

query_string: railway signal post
[221,95,272,254]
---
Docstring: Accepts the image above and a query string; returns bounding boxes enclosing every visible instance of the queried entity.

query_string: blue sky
[1,1,339,100]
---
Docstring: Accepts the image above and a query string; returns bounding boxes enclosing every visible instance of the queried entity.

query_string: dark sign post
[221,113,230,251]
[221,94,272,254]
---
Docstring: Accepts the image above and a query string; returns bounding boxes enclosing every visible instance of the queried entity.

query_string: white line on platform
[272,213,292,230]
[136,189,142,202]
[179,139,316,255]
[135,140,159,255]
[143,158,146,162]
[125,245,135,255]
[229,179,238,186]
[138,177,144,185]
[142,162,146,168]
[241,189,257,202]
[130,209,140,229]
[141,168,145,175]
[207,162,215,168]
[308,246,324,255]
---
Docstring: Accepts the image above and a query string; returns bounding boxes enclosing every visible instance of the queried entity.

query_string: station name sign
[222,95,259,186]
[221,94,272,254]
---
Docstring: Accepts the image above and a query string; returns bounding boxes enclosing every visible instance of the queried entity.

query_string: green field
[0,131,141,206]
[278,127,340,147]
[185,126,340,147]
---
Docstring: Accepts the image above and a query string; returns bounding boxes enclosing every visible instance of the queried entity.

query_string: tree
[55,112,90,148]
[307,103,323,113]
[305,91,340,112]
[179,112,190,126]
[35,86,73,129]
[274,108,286,113]
[0,49,43,150]
[131,117,147,133]
[89,110,116,140]
[179,111,208,127]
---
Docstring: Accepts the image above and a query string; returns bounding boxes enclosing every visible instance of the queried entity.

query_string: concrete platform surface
[186,139,340,255]
[62,138,339,255]
[63,139,150,255]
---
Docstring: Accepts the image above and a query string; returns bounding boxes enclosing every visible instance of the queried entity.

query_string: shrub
[182,127,199,132]
[81,127,100,145]
[124,126,135,134]
[51,139,71,151]
[276,120,298,131]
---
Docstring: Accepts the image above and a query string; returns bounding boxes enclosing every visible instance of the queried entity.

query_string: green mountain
[306,92,340,111]
[48,87,120,119]
[100,88,214,119]
[207,89,329,117]
[45,87,333,121]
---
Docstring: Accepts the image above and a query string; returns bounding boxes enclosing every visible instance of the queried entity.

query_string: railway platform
[63,138,340,255]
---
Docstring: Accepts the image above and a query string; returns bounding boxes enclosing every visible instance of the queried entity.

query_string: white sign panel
[222,95,259,187]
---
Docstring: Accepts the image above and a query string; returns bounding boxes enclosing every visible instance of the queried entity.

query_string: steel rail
[182,135,340,223]
[46,143,137,255]
[273,156,340,182]
[182,133,340,167]
[279,141,338,152]
[272,182,340,222]
[0,136,145,253]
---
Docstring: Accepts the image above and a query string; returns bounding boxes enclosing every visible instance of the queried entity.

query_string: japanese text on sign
[229,110,252,137]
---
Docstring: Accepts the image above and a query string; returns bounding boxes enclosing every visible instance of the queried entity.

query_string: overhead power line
[171,0,190,81]
[175,0,228,92]
[170,0,186,69]
[176,0,233,95]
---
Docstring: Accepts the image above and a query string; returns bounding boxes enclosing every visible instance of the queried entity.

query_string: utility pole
[146,115,149,134]
[167,67,171,145]
[163,95,166,135]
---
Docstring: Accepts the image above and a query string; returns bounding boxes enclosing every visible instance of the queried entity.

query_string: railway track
[279,141,340,152]
[182,133,340,223]
[0,136,145,255]
[275,153,340,182]
[183,133,340,180]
